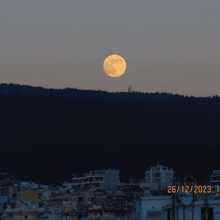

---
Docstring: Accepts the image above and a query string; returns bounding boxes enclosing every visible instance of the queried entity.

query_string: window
[208,208,214,220]
[201,207,213,220]
[137,212,140,220]
[201,208,206,220]
[147,210,161,217]
[167,209,171,220]
[154,172,161,178]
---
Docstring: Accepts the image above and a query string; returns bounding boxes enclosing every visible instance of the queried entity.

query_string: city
[0,164,220,220]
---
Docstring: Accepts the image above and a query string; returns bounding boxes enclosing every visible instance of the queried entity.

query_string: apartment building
[71,169,120,191]
[210,170,220,186]
[144,163,175,190]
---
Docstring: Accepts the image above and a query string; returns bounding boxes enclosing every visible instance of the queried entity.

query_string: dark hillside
[1,83,220,186]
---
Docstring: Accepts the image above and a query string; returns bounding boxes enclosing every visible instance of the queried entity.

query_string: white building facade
[144,163,175,190]
[136,193,220,220]
[136,195,172,220]
[70,169,120,191]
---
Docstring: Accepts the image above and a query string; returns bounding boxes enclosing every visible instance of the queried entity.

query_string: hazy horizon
[1,0,220,97]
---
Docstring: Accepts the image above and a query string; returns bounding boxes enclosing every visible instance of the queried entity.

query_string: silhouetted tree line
[0,83,220,186]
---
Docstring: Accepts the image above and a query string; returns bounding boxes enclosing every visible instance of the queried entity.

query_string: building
[20,181,38,189]
[210,170,220,186]
[128,85,131,93]
[162,193,220,220]
[144,162,174,190]
[88,209,120,220]
[70,169,120,191]
[136,191,220,220]
[136,195,172,220]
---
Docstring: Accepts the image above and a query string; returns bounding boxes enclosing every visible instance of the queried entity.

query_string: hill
[1,83,220,186]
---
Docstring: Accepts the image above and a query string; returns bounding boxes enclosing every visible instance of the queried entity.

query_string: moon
[103,54,127,77]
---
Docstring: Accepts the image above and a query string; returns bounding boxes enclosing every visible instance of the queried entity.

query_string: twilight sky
[1,0,220,97]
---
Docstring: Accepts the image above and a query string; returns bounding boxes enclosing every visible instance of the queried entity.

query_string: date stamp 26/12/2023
[167,185,220,194]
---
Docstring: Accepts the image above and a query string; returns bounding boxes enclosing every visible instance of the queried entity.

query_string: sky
[0,0,220,97]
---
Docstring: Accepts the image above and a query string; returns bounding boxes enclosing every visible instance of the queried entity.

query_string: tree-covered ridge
[0,83,220,186]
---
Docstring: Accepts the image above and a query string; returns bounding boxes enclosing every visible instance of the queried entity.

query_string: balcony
[72,177,104,185]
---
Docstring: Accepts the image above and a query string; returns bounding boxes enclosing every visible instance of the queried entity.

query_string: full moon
[103,54,127,77]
